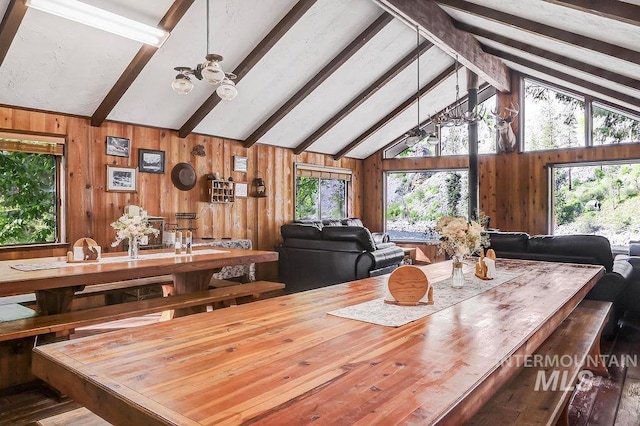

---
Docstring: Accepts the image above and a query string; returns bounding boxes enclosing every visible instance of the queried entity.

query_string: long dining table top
[0,247,278,297]
[32,259,603,425]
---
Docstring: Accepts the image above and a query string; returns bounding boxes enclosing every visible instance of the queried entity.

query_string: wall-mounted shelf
[209,179,234,203]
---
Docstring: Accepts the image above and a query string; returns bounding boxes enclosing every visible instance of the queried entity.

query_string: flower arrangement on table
[435,216,488,258]
[110,207,159,258]
[435,216,489,288]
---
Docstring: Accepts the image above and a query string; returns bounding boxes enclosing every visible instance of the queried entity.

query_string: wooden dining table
[31,259,603,425]
[0,247,278,316]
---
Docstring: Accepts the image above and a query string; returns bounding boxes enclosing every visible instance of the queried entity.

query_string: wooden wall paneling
[362,152,383,231]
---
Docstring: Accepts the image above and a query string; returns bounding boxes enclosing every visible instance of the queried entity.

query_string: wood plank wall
[363,145,640,236]
[0,106,363,280]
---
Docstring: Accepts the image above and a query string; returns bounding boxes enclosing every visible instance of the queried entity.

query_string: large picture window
[294,164,350,220]
[551,162,640,245]
[385,169,468,241]
[0,132,65,247]
[592,102,640,145]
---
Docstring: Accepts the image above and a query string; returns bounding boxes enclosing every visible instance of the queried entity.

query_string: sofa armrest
[356,246,404,278]
[371,232,390,244]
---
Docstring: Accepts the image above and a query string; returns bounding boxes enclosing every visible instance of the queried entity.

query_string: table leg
[170,269,219,318]
[35,286,83,344]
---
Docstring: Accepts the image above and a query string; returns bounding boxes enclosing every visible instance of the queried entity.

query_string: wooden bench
[468,299,611,425]
[37,407,109,426]
[0,281,285,343]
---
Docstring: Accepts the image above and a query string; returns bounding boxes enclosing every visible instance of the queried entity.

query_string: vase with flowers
[435,216,488,288]
[111,207,160,259]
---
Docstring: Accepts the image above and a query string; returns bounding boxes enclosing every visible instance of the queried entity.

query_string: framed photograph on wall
[233,156,248,172]
[106,165,137,192]
[235,182,248,197]
[138,149,165,174]
[106,136,130,157]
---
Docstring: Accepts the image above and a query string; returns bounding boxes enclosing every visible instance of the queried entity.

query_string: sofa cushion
[488,232,529,253]
[281,223,322,240]
[322,219,343,227]
[321,226,376,252]
[341,218,364,227]
[527,234,614,272]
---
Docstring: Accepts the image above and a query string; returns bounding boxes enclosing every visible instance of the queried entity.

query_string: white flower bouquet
[435,216,488,258]
[110,208,159,247]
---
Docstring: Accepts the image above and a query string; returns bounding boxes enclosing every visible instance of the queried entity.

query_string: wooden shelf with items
[208,179,234,203]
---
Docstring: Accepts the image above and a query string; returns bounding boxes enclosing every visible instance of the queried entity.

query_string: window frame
[0,130,67,249]
[293,163,352,221]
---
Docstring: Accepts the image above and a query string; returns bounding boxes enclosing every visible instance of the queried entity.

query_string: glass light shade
[216,78,238,101]
[171,75,193,95]
[201,60,225,85]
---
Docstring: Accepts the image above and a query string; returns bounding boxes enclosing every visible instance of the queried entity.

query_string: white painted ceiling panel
[310,48,455,157]
[504,60,640,116]
[442,6,640,80]
[0,0,172,116]
[348,73,463,159]
[108,0,298,130]
[478,38,640,101]
[260,19,419,150]
[193,0,383,140]
[464,0,640,51]
[0,0,8,20]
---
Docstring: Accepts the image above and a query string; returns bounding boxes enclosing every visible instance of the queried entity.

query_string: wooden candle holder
[475,248,496,280]
[67,238,101,263]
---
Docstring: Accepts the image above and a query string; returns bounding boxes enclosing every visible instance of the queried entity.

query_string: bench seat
[0,281,285,343]
[468,299,611,425]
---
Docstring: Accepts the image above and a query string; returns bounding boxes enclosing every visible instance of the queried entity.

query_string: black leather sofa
[612,243,640,315]
[488,231,633,336]
[278,219,404,293]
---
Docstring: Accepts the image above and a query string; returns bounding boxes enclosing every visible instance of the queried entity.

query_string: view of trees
[295,176,346,220]
[553,163,640,246]
[0,150,57,245]
[385,171,468,240]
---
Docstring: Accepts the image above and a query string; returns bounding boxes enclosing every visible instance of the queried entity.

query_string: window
[294,164,350,220]
[524,79,586,151]
[0,132,65,247]
[385,169,468,241]
[551,162,640,245]
[592,102,640,145]
[441,94,498,156]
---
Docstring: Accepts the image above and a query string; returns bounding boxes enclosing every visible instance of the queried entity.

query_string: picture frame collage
[105,136,165,193]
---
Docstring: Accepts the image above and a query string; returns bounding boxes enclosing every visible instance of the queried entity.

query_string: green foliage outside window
[0,150,57,245]
[295,176,347,220]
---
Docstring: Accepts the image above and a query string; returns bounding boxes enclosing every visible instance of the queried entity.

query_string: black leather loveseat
[488,232,632,336]
[278,219,404,293]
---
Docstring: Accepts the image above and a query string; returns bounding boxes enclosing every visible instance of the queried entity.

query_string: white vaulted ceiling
[0,0,638,159]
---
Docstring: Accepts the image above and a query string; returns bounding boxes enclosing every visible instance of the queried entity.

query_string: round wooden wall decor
[386,265,433,306]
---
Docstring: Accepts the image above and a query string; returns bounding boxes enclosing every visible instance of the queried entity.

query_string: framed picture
[106,165,137,192]
[235,182,248,197]
[106,136,130,157]
[138,149,165,174]
[233,156,248,173]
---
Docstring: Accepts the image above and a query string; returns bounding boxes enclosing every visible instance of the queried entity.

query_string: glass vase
[451,255,465,288]
[128,237,139,259]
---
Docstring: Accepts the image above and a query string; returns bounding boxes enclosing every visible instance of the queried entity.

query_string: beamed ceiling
[0,0,638,159]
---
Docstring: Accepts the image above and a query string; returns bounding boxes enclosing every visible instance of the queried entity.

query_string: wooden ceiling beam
[376,0,510,92]
[242,12,394,148]
[178,0,317,139]
[456,22,640,92]
[292,40,434,155]
[0,0,28,67]
[333,64,456,160]
[543,0,640,27]
[437,0,640,67]
[484,46,640,111]
[91,0,195,127]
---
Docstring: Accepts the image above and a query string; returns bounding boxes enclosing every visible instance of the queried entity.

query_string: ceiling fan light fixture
[171,73,194,95]
[25,0,169,47]
[216,77,237,101]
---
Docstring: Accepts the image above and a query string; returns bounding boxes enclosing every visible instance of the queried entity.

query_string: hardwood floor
[1,314,640,425]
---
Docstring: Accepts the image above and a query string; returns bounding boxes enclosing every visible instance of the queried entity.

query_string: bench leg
[586,332,609,377]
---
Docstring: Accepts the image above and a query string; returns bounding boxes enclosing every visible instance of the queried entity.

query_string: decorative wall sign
[106,165,137,192]
[235,182,248,197]
[106,136,130,157]
[233,156,248,172]
[138,149,165,173]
